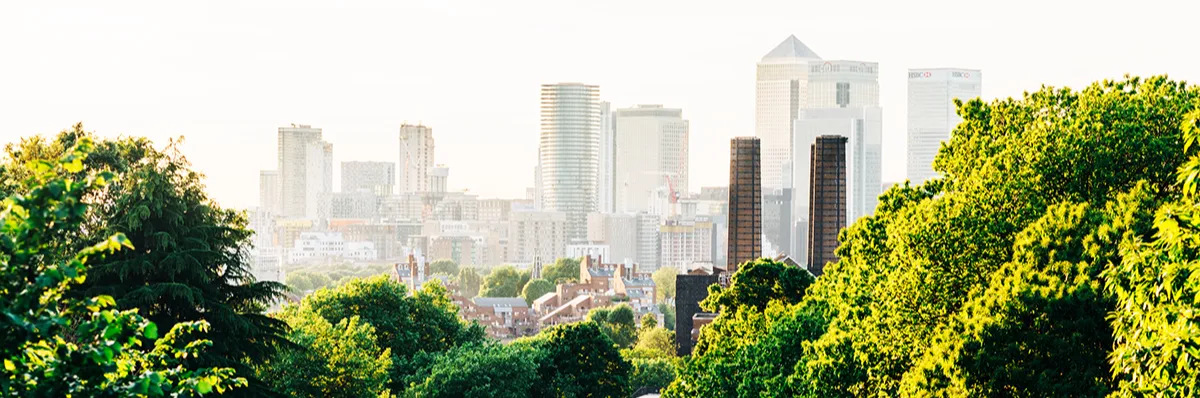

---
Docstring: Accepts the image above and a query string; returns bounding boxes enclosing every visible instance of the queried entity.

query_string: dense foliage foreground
[665,76,1200,397]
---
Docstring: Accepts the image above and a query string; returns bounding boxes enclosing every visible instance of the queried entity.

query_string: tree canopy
[429,259,459,276]
[541,257,580,284]
[0,138,242,396]
[480,265,530,298]
[651,267,678,302]
[455,267,483,298]
[521,278,555,305]
[515,321,631,398]
[258,308,392,397]
[0,126,289,395]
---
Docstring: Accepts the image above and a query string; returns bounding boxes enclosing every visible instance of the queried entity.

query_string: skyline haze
[3,0,1196,209]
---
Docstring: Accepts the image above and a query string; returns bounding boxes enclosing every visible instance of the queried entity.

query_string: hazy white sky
[2,0,1197,209]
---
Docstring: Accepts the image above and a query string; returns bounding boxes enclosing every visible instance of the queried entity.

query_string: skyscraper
[755,35,821,191]
[614,104,689,214]
[341,161,395,195]
[259,170,281,215]
[727,137,762,272]
[808,135,848,276]
[907,68,982,184]
[278,125,329,219]
[791,60,882,260]
[539,83,601,243]
[399,123,435,194]
[597,101,615,214]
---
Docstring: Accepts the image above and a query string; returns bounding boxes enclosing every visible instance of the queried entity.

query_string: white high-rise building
[756,35,822,190]
[341,161,395,195]
[660,217,713,273]
[587,212,638,263]
[539,83,600,243]
[907,68,982,184]
[614,105,689,214]
[399,124,435,194]
[259,170,281,216]
[278,125,329,219]
[636,212,661,271]
[597,101,615,214]
[790,60,883,258]
[304,140,333,221]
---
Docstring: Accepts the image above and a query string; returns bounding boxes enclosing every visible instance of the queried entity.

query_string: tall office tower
[808,135,848,276]
[539,83,601,243]
[532,151,543,210]
[756,35,821,191]
[763,189,791,256]
[278,125,329,218]
[429,166,449,194]
[341,161,395,195]
[597,101,615,214]
[399,123,435,194]
[259,170,281,215]
[727,137,762,272]
[304,140,333,221]
[636,212,661,271]
[907,68,982,184]
[613,105,690,214]
[806,61,880,108]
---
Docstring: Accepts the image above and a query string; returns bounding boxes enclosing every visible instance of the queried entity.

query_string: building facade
[808,135,848,275]
[613,105,689,214]
[727,137,762,272]
[539,83,601,243]
[278,125,328,219]
[636,212,661,271]
[907,68,982,184]
[259,170,281,216]
[587,212,638,263]
[398,123,435,194]
[755,35,821,191]
[660,217,714,272]
[341,161,395,195]
[597,101,615,214]
[508,211,568,264]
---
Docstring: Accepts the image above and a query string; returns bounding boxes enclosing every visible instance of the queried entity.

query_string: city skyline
[4,0,1197,209]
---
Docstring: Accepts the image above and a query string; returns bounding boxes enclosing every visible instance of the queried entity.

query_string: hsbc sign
[908,71,933,78]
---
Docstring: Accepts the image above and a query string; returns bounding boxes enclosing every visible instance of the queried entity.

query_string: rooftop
[761,35,821,61]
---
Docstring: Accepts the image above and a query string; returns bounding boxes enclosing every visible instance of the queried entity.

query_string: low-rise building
[454,297,535,340]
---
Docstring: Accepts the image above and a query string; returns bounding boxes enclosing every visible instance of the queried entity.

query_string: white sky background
[2,0,1197,209]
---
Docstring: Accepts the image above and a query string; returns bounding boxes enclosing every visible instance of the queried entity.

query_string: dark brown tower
[727,137,762,273]
[808,135,847,276]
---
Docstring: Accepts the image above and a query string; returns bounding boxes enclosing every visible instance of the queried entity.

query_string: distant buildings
[288,232,377,264]
[588,212,638,263]
[907,68,982,184]
[398,124,435,194]
[539,83,601,243]
[660,217,713,272]
[278,125,331,219]
[808,135,848,275]
[727,137,762,272]
[508,210,568,264]
[341,161,395,195]
[259,170,281,216]
[613,105,689,214]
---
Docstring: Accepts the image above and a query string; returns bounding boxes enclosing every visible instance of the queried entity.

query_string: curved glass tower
[539,83,600,243]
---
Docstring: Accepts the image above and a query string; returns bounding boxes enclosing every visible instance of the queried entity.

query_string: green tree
[515,321,631,398]
[658,303,676,331]
[404,343,537,398]
[700,257,815,314]
[429,259,458,276]
[640,313,658,331]
[259,308,392,397]
[480,265,525,297]
[634,327,675,358]
[541,257,581,284]
[1,126,290,394]
[628,358,680,396]
[587,304,638,348]
[299,276,484,391]
[521,278,555,305]
[455,267,483,298]
[0,138,242,396]
[651,267,678,302]
[287,271,333,293]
